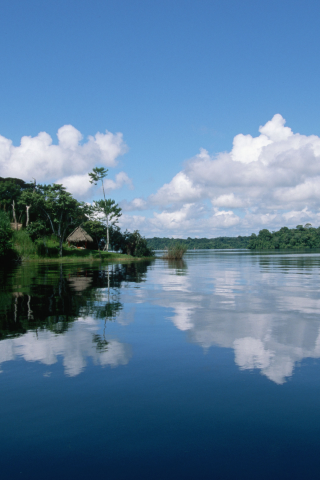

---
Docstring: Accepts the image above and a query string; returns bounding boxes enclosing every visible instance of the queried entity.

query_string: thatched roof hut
[66,226,93,248]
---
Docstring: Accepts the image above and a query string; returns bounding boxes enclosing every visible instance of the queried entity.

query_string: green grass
[13,230,37,257]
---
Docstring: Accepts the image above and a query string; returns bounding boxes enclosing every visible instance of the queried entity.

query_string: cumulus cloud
[56,171,133,198]
[123,114,320,236]
[0,125,131,199]
[120,198,148,211]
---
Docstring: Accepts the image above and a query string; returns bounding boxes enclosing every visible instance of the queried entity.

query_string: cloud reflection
[131,254,320,384]
[0,317,131,377]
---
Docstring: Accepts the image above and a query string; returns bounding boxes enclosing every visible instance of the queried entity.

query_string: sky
[1,0,320,238]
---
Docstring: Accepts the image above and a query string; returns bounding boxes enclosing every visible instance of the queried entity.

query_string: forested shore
[0,174,153,262]
[248,225,320,249]
[147,236,250,250]
[2,177,319,261]
[148,224,320,250]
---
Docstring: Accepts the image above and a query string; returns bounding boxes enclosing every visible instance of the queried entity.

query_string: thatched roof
[66,226,93,243]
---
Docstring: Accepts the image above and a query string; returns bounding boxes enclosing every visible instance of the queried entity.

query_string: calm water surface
[1,250,320,479]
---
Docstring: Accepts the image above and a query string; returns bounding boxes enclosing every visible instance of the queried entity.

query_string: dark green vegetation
[162,243,187,260]
[0,211,17,261]
[148,224,320,251]
[248,224,320,249]
[147,236,250,250]
[0,261,151,340]
[0,176,153,261]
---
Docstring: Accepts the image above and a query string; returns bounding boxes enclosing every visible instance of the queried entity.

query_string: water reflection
[0,261,151,375]
[1,252,320,384]
[131,251,320,384]
[0,319,131,376]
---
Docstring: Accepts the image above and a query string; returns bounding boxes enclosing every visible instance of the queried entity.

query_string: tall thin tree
[89,167,122,251]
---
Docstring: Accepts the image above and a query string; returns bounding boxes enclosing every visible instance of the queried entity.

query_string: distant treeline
[146,236,250,250]
[148,224,320,250]
[248,224,320,249]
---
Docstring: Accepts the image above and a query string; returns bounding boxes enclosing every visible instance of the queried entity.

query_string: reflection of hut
[68,276,93,292]
[66,226,93,249]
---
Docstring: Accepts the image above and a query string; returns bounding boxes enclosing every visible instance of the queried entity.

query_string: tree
[0,177,33,224]
[88,167,122,251]
[21,184,86,256]
[82,220,107,249]
[91,199,122,251]
[89,167,109,201]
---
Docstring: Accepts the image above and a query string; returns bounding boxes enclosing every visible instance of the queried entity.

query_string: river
[1,250,320,479]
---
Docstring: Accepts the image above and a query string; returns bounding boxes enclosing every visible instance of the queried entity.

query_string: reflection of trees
[258,254,320,272]
[92,333,109,352]
[0,260,152,341]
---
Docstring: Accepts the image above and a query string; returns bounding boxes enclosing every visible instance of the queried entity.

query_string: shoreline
[18,254,155,264]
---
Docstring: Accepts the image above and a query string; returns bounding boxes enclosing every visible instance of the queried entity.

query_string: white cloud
[211,193,246,208]
[56,171,133,199]
[150,171,202,205]
[120,198,148,211]
[0,125,130,199]
[124,114,320,236]
[104,171,133,192]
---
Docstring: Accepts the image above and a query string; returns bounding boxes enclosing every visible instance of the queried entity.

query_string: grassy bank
[13,230,154,263]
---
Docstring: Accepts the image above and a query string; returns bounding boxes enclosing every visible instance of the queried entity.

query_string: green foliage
[0,177,33,222]
[34,237,60,257]
[88,167,122,252]
[108,226,153,257]
[90,198,122,251]
[13,230,37,257]
[163,243,187,259]
[21,183,87,256]
[82,220,106,249]
[0,211,16,260]
[124,230,154,257]
[0,175,152,259]
[88,167,108,189]
[26,219,51,241]
[248,224,320,249]
[147,236,250,250]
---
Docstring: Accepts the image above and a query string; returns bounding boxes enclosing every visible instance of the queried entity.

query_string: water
[1,250,320,479]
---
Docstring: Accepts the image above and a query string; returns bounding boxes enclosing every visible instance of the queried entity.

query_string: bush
[109,227,154,257]
[26,220,51,242]
[162,243,187,260]
[0,211,16,260]
[35,236,59,257]
[123,230,154,257]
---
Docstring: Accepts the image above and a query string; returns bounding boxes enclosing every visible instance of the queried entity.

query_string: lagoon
[1,250,320,479]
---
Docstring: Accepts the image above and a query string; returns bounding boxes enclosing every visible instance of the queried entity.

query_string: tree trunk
[12,200,17,229]
[59,237,63,257]
[26,206,31,227]
[106,217,109,252]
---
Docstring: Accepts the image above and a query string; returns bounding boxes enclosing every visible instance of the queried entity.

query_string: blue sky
[1,0,320,237]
